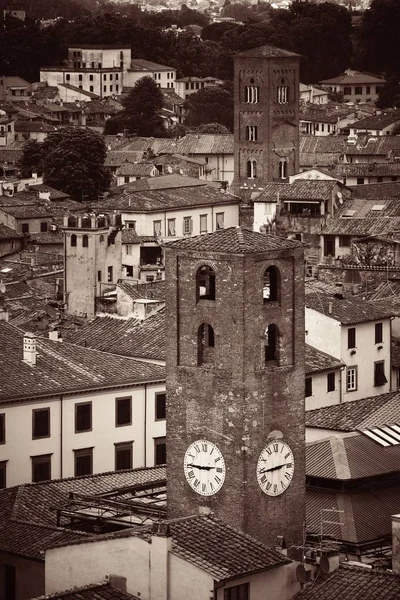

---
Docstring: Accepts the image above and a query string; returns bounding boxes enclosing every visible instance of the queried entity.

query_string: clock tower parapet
[165,228,305,549]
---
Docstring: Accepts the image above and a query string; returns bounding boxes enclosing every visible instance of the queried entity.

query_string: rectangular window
[32,408,50,439]
[104,86,106,92]
[366,86,370,94]
[216,213,224,230]
[357,177,365,185]
[305,377,312,398]
[343,86,351,95]
[355,86,362,95]
[347,327,356,349]
[97,270,101,282]
[183,217,192,235]
[200,214,207,234]
[245,86,259,104]
[0,461,6,489]
[127,221,136,230]
[21,223,29,234]
[75,402,92,433]
[153,220,162,237]
[339,236,350,247]
[78,74,82,81]
[246,125,257,141]
[115,442,133,471]
[4,564,15,600]
[327,372,335,392]
[115,397,132,427]
[125,244,132,255]
[66,74,71,81]
[0,413,4,444]
[90,86,94,93]
[346,366,357,392]
[155,392,166,421]
[110,85,113,92]
[107,266,113,282]
[74,448,93,476]
[224,583,249,600]
[40,222,48,232]
[375,322,383,344]
[31,454,51,482]
[277,86,289,104]
[167,218,176,236]
[154,437,166,465]
[90,74,93,81]
[374,361,387,387]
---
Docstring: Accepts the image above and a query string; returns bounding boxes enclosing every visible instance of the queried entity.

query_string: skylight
[371,205,385,211]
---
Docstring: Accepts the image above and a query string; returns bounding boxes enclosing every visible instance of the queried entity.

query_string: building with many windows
[0,320,166,489]
[319,69,386,104]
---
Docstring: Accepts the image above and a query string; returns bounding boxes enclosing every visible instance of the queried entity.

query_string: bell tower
[233,45,300,194]
[165,227,305,549]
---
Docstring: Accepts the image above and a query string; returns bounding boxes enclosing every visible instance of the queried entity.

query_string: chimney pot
[23,332,37,365]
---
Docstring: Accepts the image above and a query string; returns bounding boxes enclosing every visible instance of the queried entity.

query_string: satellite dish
[296,564,311,583]
[320,555,332,574]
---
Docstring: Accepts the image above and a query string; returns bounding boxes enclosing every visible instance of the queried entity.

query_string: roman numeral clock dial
[257,440,294,496]
[184,439,226,496]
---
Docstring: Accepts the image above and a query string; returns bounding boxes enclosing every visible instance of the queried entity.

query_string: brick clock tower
[165,227,305,549]
[233,45,300,193]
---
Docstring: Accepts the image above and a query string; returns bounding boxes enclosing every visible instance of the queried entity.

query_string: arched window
[198,323,215,366]
[265,324,279,363]
[263,266,279,303]
[82,235,89,248]
[196,265,215,301]
[247,159,257,179]
[279,160,287,180]
[71,234,77,247]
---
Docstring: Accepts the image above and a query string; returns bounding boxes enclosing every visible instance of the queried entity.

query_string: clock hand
[259,464,286,474]
[186,463,215,470]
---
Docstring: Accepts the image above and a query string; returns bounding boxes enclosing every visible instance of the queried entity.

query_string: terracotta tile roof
[31,582,138,600]
[306,433,400,479]
[29,184,70,200]
[305,390,400,431]
[299,135,347,168]
[335,162,400,177]
[0,204,53,219]
[306,484,400,544]
[350,181,400,197]
[305,291,394,324]
[105,151,145,167]
[118,280,165,301]
[166,227,302,253]
[170,515,290,580]
[0,224,23,239]
[320,70,386,85]
[323,216,400,236]
[237,45,300,58]
[0,466,165,560]
[121,229,141,244]
[116,163,155,177]
[345,136,400,157]
[14,120,57,133]
[294,564,400,600]
[352,112,400,131]
[59,83,99,99]
[4,280,32,299]
[28,231,63,244]
[258,180,339,202]
[305,344,344,375]
[169,133,234,155]
[0,321,165,401]
[63,310,165,361]
[114,174,208,193]
[102,184,238,213]
[0,147,23,164]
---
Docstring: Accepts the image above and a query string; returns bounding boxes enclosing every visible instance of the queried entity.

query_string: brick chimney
[108,575,127,592]
[23,332,37,365]
[150,522,172,600]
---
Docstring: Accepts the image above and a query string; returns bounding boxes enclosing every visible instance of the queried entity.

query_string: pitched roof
[105,151,145,167]
[101,184,238,213]
[30,582,138,600]
[334,162,400,177]
[0,321,165,402]
[0,466,165,560]
[29,184,70,200]
[320,70,386,85]
[116,162,156,177]
[0,224,23,239]
[305,344,344,375]
[129,59,174,72]
[59,83,99,99]
[166,227,302,254]
[168,133,234,155]
[0,204,53,219]
[257,180,339,203]
[14,120,57,133]
[237,45,300,58]
[351,112,400,130]
[351,181,400,198]
[306,433,400,480]
[294,564,400,600]
[118,280,165,301]
[305,390,400,431]
[115,174,208,193]
[170,514,290,580]
[63,310,165,361]
[323,216,400,237]
[305,291,394,324]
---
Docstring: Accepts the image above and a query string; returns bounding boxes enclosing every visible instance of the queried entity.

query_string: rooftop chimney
[328,301,333,314]
[23,332,37,365]
[107,575,127,593]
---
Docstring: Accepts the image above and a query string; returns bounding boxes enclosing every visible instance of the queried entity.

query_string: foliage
[184,84,234,131]
[192,123,231,134]
[341,241,395,267]
[376,76,400,109]
[39,128,112,202]
[327,90,344,103]
[105,76,167,137]
[19,140,43,178]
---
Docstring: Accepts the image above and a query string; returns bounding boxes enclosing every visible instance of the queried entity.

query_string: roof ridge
[30,581,110,600]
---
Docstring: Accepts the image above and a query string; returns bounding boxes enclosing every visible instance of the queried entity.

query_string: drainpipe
[339,365,345,404]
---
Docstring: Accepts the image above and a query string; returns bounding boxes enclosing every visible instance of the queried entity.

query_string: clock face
[256,440,294,497]
[184,439,226,496]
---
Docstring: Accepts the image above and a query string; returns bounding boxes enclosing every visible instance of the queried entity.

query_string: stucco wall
[217,563,300,600]
[305,308,341,359]
[0,552,44,600]
[305,369,341,410]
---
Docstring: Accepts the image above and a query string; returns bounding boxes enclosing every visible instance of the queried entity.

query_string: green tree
[376,76,400,109]
[192,123,231,134]
[19,140,43,177]
[39,128,111,202]
[184,84,234,131]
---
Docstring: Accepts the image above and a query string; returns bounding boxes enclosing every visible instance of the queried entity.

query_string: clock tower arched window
[265,324,279,363]
[279,160,287,180]
[263,266,279,303]
[196,265,215,301]
[247,159,257,179]
[198,323,215,365]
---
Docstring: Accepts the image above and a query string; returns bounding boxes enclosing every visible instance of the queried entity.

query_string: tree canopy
[184,84,234,131]
[34,128,112,202]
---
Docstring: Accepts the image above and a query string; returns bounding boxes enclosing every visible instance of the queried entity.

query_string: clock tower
[165,227,305,549]
[233,45,300,193]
